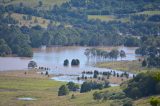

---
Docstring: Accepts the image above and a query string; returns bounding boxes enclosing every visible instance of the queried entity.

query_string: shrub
[122,98,133,106]
[71,94,76,99]
[80,82,92,93]
[67,82,79,91]
[58,85,69,96]
[93,91,103,101]
[150,97,160,106]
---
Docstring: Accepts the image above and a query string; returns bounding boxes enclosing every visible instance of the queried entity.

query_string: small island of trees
[63,59,80,66]
[28,61,37,69]
[71,59,80,66]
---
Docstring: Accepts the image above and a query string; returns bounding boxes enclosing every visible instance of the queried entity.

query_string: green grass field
[136,10,160,15]
[0,75,157,106]
[5,13,60,28]
[0,75,122,106]
[88,15,116,22]
[96,60,160,74]
[88,15,129,22]
[88,10,160,22]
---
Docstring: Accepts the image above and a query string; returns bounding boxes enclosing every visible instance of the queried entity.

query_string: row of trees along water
[76,70,134,83]
[84,48,126,61]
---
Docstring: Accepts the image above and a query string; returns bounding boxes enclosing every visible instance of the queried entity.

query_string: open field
[88,15,116,22]
[96,60,160,74]
[0,70,121,106]
[136,10,160,15]
[88,10,160,22]
[134,95,160,106]
[8,13,60,28]
[0,0,69,9]
[0,70,159,106]
[88,15,129,22]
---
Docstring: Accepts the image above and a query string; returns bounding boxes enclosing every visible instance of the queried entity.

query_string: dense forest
[0,0,160,56]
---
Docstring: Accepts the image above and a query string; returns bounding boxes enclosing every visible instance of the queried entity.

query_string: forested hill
[0,0,160,57]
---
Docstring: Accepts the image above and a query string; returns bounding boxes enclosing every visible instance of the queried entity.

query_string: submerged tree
[71,59,80,66]
[63,59,69,66]
[120,50,126,60]
[28,61,37,69]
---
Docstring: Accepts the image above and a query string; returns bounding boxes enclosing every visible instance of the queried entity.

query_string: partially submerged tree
[28,61,37,69]
[120,50,126,60]
[63,59,69,66]
[71,59,80,66]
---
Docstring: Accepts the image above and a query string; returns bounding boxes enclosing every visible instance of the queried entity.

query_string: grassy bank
[96,60,160,74]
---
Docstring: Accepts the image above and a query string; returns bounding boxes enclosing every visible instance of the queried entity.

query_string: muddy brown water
[0,46,139,72]
[0,46,139,85]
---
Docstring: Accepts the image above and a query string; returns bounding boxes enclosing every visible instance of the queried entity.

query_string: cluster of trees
[68,0,160,15]
[0,0,159,47]
[148,15,160,22]
[136,36,160,68]
[124,37,140,47]
[124,71,160,99]
[79,70,132,82]
[92,70,130,79]
[85,48,126,60]
[93,91,133,106]
[71,59,80,66]
[0,0,159,57]
[130,14,160,23]
[58,81,109,96]
[0,24,33,57]
[0,39,12,56]
[80,81,109,93]
[58,82,79,96]
[63,59,80,66]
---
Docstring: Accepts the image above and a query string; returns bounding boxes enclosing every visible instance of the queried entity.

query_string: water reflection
[0,46,139,72]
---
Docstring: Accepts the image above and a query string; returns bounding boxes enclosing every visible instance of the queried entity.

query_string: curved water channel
[0,46,139,85]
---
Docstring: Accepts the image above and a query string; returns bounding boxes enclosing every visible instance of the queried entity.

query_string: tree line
[84,48,126,60]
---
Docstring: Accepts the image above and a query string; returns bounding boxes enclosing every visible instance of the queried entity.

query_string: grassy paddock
[88,15,129,22]
[88,15,116,22]
[7,13,60,28]
[96,60,160,74]
[133,95,160,106]
[0,71,121,106]
[136,10,160,15]
[0,70,159,106]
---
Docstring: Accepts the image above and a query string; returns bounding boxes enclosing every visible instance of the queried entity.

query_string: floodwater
[0,46,139,72]
[0,46,139,85]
